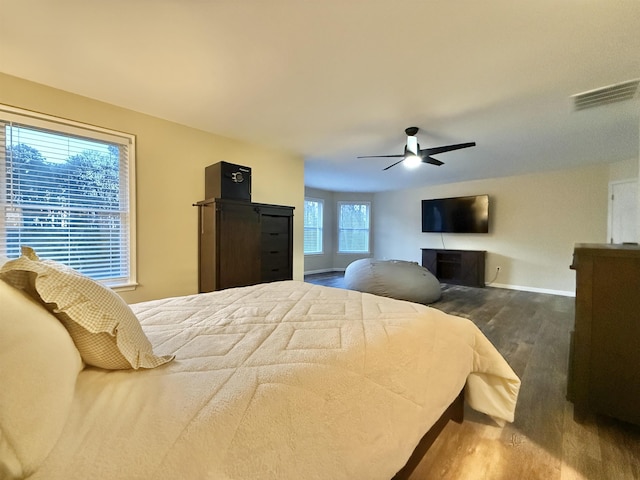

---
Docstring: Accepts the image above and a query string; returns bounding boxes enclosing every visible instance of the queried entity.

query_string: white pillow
[0,279,83,479]
[0,247,174,370]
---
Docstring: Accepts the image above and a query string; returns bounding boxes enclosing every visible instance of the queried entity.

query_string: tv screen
[421,195,489,233]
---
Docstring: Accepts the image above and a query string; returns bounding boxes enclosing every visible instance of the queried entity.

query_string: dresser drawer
[261,267,291,282]
[262,232,289,250]
[261,215,290,234]
[262,249,289,266]
[261,260,291,281]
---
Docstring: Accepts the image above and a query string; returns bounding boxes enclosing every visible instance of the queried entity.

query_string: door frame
[608,178,638,244]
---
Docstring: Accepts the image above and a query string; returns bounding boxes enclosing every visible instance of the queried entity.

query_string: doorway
[608,179,638,244]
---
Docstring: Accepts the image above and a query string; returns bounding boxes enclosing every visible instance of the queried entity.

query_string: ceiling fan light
[406,136,418,155]
[403,154,421,169]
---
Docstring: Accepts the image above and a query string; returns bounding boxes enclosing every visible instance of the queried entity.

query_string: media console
[421,248,486,288]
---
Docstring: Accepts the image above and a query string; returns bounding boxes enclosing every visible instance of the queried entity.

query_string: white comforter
[31,281,520,480]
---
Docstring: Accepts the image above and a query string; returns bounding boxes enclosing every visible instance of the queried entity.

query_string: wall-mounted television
[421,194,489,233]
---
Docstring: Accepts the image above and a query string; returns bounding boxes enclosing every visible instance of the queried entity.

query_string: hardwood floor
[304,272,640,480]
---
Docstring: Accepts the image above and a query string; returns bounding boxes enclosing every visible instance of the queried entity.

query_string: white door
[609,179,638,244]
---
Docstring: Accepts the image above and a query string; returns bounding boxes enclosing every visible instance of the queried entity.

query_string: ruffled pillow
[0,247,174,370]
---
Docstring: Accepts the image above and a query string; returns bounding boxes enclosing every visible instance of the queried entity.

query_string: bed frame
[392,389,465,480]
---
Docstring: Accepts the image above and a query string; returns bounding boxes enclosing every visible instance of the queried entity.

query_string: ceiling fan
[357,127,476,171]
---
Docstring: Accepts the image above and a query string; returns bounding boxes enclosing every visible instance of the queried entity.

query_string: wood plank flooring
[304,272,640,480]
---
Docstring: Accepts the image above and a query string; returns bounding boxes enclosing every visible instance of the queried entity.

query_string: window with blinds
[0,105,136,288]
[338,201,370,253]
[304,198,323,254]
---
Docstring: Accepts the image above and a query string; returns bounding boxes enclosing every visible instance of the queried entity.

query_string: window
[304,198,323,254]
[338,201,370,253]
[0,105,136,288]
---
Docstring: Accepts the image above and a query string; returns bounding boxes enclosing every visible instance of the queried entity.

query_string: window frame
[337,201,371,254]
[0,104,137,291]
[303,197,324,255]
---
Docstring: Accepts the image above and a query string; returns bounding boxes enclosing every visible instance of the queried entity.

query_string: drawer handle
[270,250,279,254]
[271,268,280,272]
[270,233,279,236]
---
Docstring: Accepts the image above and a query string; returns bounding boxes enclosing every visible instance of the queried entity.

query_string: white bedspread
[30,281,520,480]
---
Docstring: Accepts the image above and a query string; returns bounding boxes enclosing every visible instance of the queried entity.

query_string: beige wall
[306,164,632,291]
[0,73,305,303]
[609,157,638,181]
[373,164,612,295]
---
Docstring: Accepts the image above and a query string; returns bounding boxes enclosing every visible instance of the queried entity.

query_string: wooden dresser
[195,198,294,292]
[568,243,640,425]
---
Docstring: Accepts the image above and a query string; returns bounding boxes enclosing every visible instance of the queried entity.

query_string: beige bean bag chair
[344,258,441,304]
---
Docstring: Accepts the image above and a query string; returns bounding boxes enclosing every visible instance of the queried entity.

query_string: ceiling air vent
[572,79,639,111]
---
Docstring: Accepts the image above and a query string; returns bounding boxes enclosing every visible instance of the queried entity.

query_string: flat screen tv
[421,194,489,233]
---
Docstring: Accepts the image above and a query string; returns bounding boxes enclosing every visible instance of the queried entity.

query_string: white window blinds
[304,198,323,254]
[0,106,136,287]
[338,201,370,253]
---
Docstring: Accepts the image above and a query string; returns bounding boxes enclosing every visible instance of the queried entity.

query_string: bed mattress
[30,280,520,480]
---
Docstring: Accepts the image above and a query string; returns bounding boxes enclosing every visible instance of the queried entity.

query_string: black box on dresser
[205,161,252,202]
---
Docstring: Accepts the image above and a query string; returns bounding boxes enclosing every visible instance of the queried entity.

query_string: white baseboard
[304,268,346,275]
[489,282,575,297]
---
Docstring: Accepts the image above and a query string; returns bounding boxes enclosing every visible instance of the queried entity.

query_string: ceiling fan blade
[383,159,406,170]
[420,142,476,156]
[357,154,404,159]
[422,156,444,166]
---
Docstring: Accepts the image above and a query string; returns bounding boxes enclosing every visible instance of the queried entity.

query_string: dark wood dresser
[568,243,640,425]
[195,198,294,292]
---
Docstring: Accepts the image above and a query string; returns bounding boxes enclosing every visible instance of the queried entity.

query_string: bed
[1,249,520,480]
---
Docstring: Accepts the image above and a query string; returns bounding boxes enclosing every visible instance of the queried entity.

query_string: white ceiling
[1,0,639,192]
